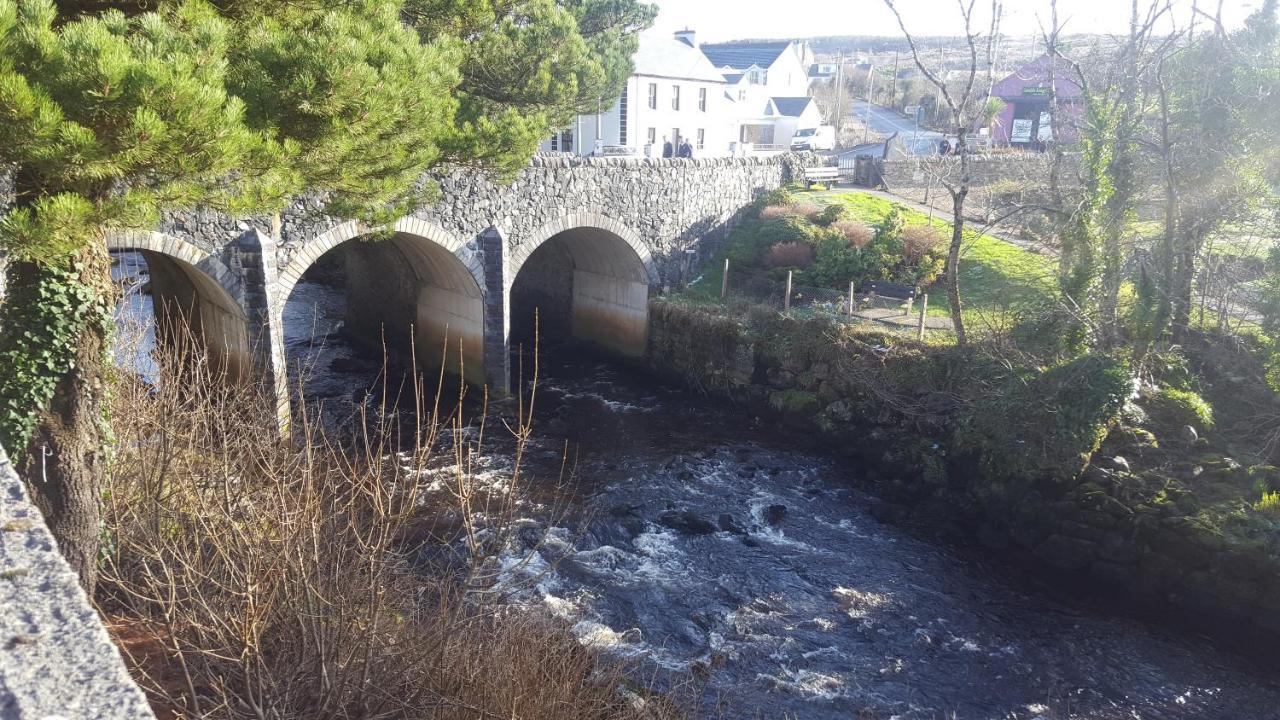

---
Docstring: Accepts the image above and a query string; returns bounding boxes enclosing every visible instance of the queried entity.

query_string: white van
[790,126,835,151]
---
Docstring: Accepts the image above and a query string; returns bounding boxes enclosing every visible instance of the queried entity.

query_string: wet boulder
[718,513,747,535]
[762,504,787,526]
[658,510,718,536]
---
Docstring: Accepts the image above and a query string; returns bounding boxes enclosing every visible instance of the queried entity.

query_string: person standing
[662,136,674,158]
[679,138,693,158]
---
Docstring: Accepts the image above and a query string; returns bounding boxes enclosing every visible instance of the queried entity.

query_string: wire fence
[693,259,948,339]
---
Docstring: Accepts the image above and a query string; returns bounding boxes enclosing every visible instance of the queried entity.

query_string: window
[738,89,747,102]
[647,127,656,146]
[647,82,657,110]
[696,128,705,150]
[672,85,681,111]
[618,85,629,145]
[559,129,573,152]
[550,133,557,151]
[698,87,707,112]
[672,127,681,148]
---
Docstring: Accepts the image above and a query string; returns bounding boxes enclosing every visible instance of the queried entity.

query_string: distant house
[988,54,1084,148]
[808,63,838,81]
[541,32,824,157]
[700,39,816,149]
[539,30,732,156]
[767,96,823,147]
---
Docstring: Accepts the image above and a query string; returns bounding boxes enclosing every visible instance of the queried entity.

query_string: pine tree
[0,0,651,589]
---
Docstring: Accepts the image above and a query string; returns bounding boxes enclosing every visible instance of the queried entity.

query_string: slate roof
[633,32,727,82]
[700,41,794,70]
[770,96,815,117]
[722,72,745,85]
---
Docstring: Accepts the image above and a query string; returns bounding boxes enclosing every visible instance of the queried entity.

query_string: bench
[802,166,839,189]
[859,280,917,315]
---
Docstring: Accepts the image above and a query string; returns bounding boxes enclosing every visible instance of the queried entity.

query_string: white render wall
[544,75,739,158]
[630,75,737,157]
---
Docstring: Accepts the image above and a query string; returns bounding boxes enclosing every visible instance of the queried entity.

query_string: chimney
[674,28,696,47]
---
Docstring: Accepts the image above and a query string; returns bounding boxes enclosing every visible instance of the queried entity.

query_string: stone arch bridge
[107,155,796,418]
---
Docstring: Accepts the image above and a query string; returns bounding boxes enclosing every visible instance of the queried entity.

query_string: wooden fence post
[784,270,793,312]
[847,280,855,315]
[917,293,929,341]
[721,258,729,299]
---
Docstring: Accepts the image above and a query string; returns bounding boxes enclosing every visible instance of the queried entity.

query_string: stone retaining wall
[0,444,154,719]
[644,301,1280,641]
[880,152,1080,190]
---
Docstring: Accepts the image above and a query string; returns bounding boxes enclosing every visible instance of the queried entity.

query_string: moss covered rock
[953,354,1132,485]
[1144,387,1214,434]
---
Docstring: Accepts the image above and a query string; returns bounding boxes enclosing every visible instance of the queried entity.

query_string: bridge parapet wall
[0,445,155,719]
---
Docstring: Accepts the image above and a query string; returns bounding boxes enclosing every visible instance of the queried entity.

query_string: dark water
[123,265,1280,720]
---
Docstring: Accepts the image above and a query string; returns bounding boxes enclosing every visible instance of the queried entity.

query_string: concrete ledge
[0,445,155,719]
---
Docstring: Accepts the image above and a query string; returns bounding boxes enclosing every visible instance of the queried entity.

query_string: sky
[649,0,1259,42]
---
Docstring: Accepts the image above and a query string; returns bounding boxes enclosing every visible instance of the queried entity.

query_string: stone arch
[509,212,653,358]
[105,229,252,378]
[278,217,487,383]
[510,212,656,288]
[276,217,483,307]
[105,230,243,305]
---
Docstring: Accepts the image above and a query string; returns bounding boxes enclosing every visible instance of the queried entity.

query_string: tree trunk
[1171,231,1198,340]
[10,245,114,592]
[947,130,969,345]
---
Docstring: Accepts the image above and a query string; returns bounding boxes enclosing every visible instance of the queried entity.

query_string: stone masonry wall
[644,301,1280,642]
[143,155,797,294]
[880,152,1081,190]
[0,444,155,719]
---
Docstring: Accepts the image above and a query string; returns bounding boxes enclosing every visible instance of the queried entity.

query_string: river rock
[658,510,717,536]
[1181,425,1199,443]
[1034,534,1097,570]
[762,504,787,526]
[1107,456,1131,472]
[718,513,747,535]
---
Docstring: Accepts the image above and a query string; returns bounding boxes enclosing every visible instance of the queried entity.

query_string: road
[849,100,944,156]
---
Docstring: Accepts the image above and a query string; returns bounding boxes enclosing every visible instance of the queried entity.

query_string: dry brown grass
[98,325,683,720]
[759,202,822,221]
[833,220,875,249]
[902,224,944,264]
[765,241,816,269]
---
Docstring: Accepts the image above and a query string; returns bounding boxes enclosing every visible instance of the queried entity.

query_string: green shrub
[1248,465,1280,494]
[724,215,817,268]
[815,204,846,226]
[954,354,1133,484]
[1255,491,1280,516]
[810,226,867,286]
[1146,387,1214,431]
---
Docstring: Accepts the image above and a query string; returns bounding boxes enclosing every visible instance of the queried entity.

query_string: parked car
[789,126,835,151]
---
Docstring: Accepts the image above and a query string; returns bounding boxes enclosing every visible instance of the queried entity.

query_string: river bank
[108,261,1280,718]
[643,298,1280,650]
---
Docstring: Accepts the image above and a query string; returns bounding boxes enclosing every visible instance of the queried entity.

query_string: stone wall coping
[525,154,799,169]
[0,444,155,719]
[883,151,1082,165]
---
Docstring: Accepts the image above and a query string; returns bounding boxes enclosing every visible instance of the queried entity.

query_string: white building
[693,39,817,149]
[541,31,823,157]
[541,30,734,157]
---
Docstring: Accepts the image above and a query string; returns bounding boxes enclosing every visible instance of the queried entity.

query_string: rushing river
[117,254,1280,719]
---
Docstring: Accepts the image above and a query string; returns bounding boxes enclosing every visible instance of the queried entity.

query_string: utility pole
[933,46,944,126]
[861,63,877,145]
[834,52,845,135]
[890,52,899,109]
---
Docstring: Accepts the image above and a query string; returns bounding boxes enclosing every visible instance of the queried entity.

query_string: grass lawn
[809,190,1059,329]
